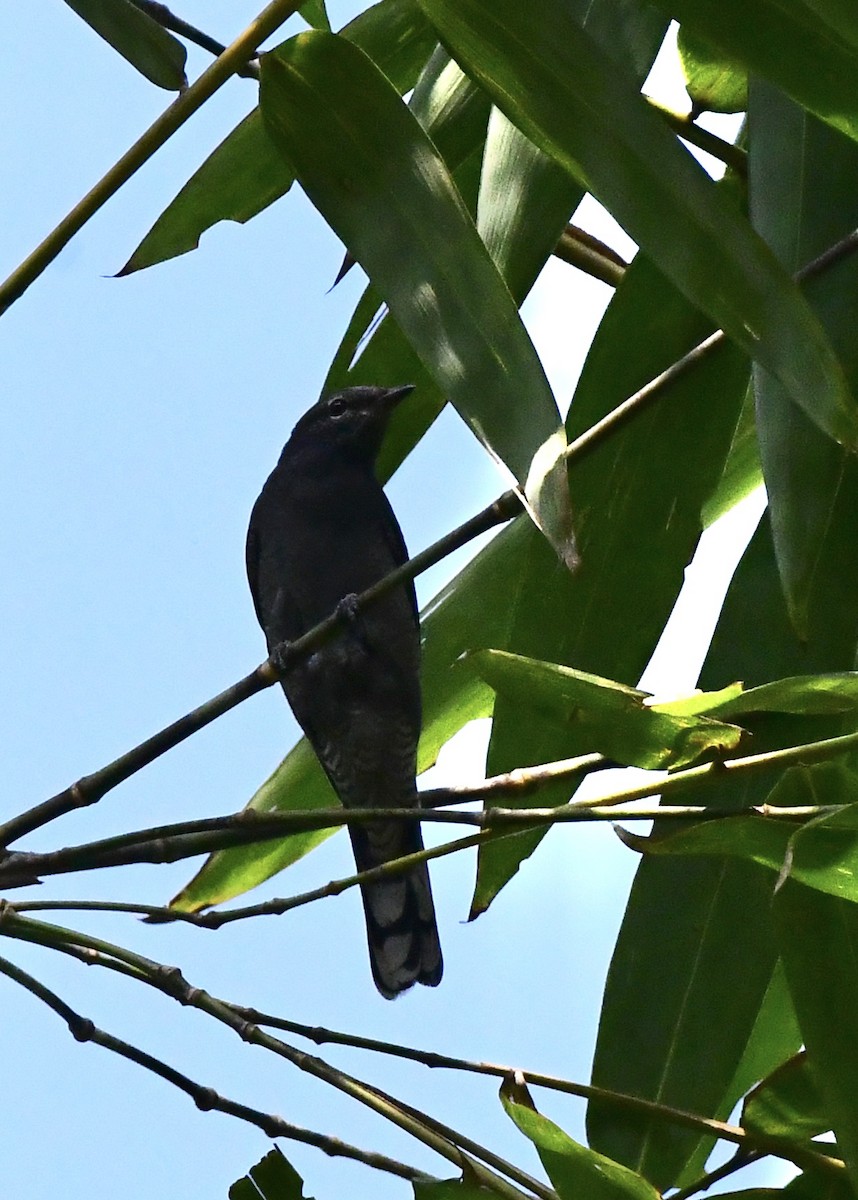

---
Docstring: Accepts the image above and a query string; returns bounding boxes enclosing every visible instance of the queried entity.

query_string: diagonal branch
[1,709,854,886]
[0,951,432,1181]
[128,0,260,78]
[0,0,304,316]
[0,911,548,1200]
[2,227,857,852]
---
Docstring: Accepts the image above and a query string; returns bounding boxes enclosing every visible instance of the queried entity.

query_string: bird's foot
[336,593,361,624]
[269,639,295,676]
[336,593,371,649]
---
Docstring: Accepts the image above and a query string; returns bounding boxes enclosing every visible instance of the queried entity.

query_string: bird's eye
[328,397,347,418]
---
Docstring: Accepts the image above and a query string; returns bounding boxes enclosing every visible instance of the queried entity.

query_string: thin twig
[647,100,747,175]
[3,228,858,851]
[553,226,626,286]
[229,1011,842,1178]
[1,714,852,886]
[128,1,260,78]
[0,951,429,1181]
[0,800,823,890]
[0,910,840,1184]
[0,0,304,316]
[0,911,546,1200]
[670,1149,760,1200]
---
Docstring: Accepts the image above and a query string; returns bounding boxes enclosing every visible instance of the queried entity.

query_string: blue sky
[0,6,772,1198]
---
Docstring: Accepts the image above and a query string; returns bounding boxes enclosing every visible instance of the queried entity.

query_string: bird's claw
[269,639,295,676]
[336,593,362,625]
[336,593,372,649]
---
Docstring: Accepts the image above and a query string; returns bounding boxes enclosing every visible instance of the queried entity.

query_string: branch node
[193,1085,220,1112]
[68,1015,96,1043]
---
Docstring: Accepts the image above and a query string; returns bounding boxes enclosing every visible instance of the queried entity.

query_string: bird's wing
[375,490,419,626]
[245,509,265,626]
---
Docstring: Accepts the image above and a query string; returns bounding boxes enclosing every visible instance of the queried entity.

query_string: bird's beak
[382,384,415,409]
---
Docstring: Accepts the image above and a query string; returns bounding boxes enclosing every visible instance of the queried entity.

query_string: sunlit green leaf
[462,649,743,769]
[677,26,747,114]
[502,1094,660,1200]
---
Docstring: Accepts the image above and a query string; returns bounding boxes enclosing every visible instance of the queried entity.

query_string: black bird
[246,385,443,998]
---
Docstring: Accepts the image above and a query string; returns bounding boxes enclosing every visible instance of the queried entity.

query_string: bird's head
[287,385,415,464]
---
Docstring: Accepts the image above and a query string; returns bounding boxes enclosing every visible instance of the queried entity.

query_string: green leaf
[775,877,858,1188]
[783,1174,857,1200]
[750,83,858,637]
[674,961,801,1185]
[475,251,748,915]
[677,26,748,115]
[588,852,780,1188]
[119,109,293,275]
[419,0,858,449]
[651,0,858,144]
[502,1094,660,1200]
[621,814,793,875]
[624,764,858,905]
[229,1147,312,1200]
[461,649,743,769]
[121,0,436,273]
[588,500,858,1188]
[414,1181,497,1199]
[299,0,330,29]
[260,32,576,564]
[700,384,762,527]
[62,0,187,90]
[325,48,493,481]
[170,739,337,912]
[477,108,579,301]
[710,674,858,719]
[743,1052,831,1142]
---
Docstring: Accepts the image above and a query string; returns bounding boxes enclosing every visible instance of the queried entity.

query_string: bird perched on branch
[246,385,443,998]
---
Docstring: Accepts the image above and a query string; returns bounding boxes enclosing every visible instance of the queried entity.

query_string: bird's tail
[349,821,443,999]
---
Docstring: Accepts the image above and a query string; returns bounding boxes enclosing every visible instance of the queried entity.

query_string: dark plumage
[246,385,442,998]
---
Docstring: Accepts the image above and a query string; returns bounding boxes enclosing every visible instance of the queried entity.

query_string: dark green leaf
[63,0,187,90]
[419,0,857,448]
[750,83,858,637]
[589,510,858,1188]
[651,0,858,144]
[119,110,292,275]
[462,649,743,768]
[743,1052,831,1141]
[477,108,579,301]
[674,961,800,1185]
[121,0,436,273]
[260,31,576,563]
[299,0,330,29]
[700,384,762,526]
[775,878,858,1187]
[230,1147,312,1200]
